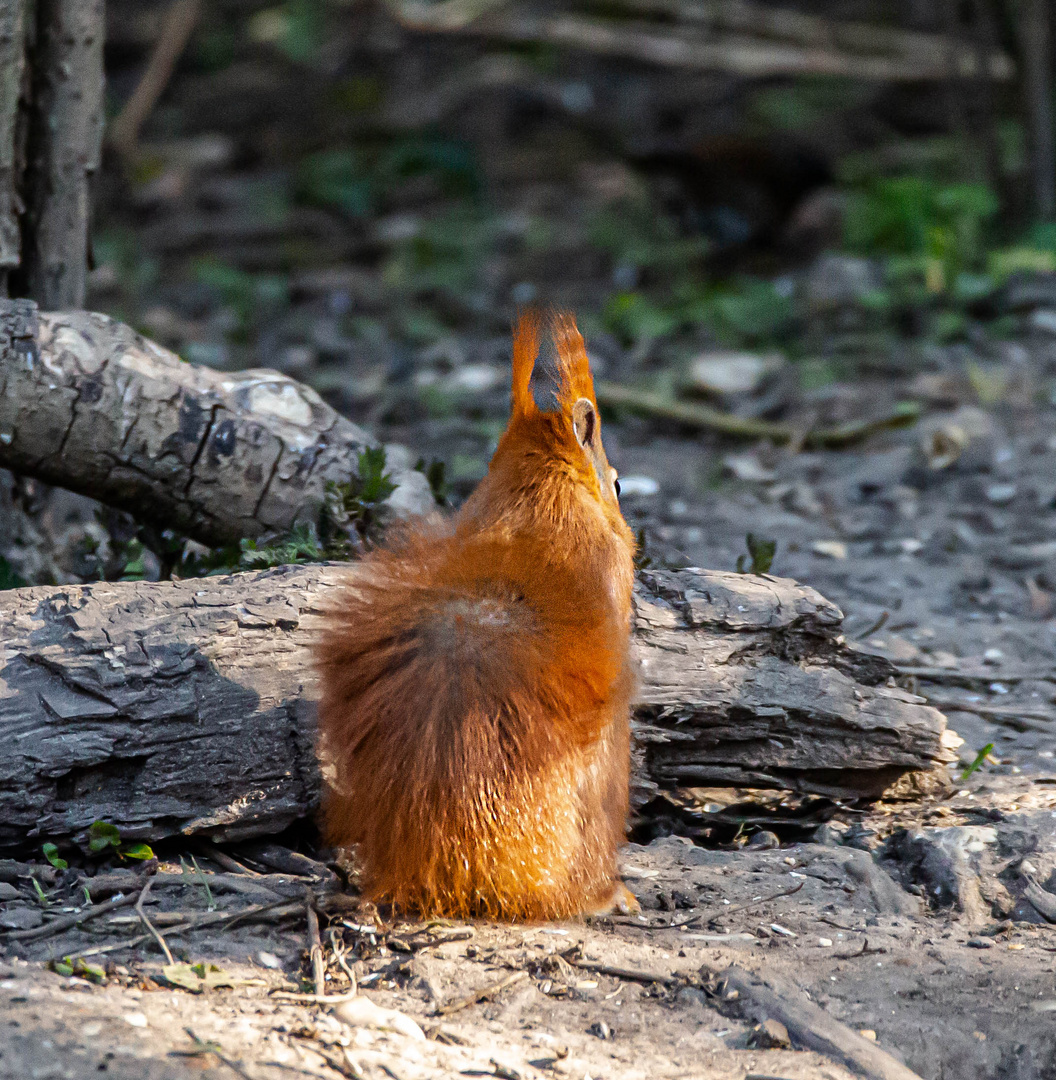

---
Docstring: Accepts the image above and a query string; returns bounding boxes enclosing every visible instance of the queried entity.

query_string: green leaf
[87,821,122,853]
[42,843,68,870]
[961,742,994,779]
[119,843,155,861]
[356,446,397,504]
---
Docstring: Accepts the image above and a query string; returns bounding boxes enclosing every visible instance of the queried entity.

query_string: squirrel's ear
[572,397,598,449]
[511,310,540,417]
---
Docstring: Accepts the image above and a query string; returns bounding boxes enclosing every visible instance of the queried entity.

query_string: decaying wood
[0,563,953,852]
[0,300,433,547]
[20,0,105,308]
[719,965,926,1080]
[388,0,1013,82]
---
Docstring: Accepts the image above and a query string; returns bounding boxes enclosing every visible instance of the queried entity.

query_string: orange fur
[315,310,636,920]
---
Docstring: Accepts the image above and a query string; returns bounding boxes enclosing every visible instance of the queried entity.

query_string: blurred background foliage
[79,0,1056,487]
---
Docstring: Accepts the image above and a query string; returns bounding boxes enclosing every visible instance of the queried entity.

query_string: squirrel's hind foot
[588,881,641,917]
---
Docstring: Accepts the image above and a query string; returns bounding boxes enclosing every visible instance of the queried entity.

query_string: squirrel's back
[316,311,636,920]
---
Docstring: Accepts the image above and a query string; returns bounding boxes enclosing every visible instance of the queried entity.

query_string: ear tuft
[511,309,541,418]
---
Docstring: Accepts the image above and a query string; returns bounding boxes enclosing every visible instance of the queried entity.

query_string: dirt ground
[5,786,1056,1080]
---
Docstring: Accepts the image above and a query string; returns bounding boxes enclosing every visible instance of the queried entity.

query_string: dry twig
[306,893,326,997]
[434,970,528,1016]
[1,888,142,942]
[595,381,919,448]
[135,876,174,965]
[109,0,202,158]
[571,959,681,986]
[664,880,805,930]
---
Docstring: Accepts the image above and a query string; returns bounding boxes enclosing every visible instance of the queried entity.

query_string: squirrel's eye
[613,478,621,499]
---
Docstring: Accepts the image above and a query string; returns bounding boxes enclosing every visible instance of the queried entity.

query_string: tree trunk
[0,0,26,295]
[16,0,105,307]
[0,563,954,853]
[0,301,434,547]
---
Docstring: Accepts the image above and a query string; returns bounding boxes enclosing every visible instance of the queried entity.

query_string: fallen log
[0,564,954,852]
[0,299,433,548]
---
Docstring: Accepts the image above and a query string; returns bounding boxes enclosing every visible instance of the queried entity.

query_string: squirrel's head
[455,309,635,613]
[503,308,622,514]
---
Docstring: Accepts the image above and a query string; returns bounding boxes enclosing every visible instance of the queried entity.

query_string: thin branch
[135,876,174,965]
[571,959,680,986]
[306,891,325,996]
[663,879,804,930]
[386,1,1013,82]
[595,380,920,448]
[433,969,528,1016]
[0,888,142,942]
[108,0,201,159]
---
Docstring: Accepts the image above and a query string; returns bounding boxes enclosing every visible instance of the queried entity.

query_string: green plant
[844,176,999,292]
[42,843,68,870]
[382,208,498,303]
[86,821,155,861]
[415,457,450,506]
[321,446,397,548]
[181,856,217,911]
[49,956,106,983]
[961,742,994,780]
[736,533,776,575]
[297,138,479,221]
[239,522,324,570]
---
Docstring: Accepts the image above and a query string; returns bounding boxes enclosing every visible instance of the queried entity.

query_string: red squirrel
[315,310,638,920]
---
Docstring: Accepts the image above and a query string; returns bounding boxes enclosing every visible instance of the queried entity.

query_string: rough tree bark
[0,564,954,852]
[18,0,105,308]
[0,300,433,546]
[0,0,26,294]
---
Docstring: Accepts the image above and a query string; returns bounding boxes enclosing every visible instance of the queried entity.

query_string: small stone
[688,351,783,396]
[812,540,848,560]
[0,907,42,931]
[123,1013,148,1028]
[746,831,780,850]
[723,452,777,483]
[750,1018,791,1049]
[804,254,883,311]
[983,648,1004,664]
[450,364,501,392]
[587,1020,615,1039]
[967,938,993,949]
[859,1029,877,1041]
[333,997,426,1041]
[676,986,709,1008]
[0,883,19,901]
[985,483,1017,505]
[813,823,846,847]
[256,951,282,970]
[818,937,833,947]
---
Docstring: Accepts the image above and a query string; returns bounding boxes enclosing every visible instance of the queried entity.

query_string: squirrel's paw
[589,881,641,916]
